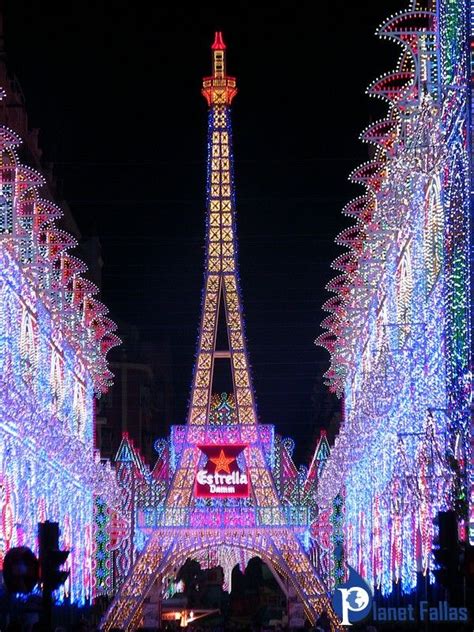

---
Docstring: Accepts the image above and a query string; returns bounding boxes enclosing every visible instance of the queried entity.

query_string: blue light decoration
[469,0,474,548]
[331,494,344,587]
[316,0,472,595]
[0,85,121,603]
[94,497,111,596]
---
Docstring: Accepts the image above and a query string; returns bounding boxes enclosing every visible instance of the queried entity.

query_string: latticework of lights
[101,34,343,632]
[104,398,339,626]
[0,83,121,604]
[103,527,339,631]
[316,0,472,595]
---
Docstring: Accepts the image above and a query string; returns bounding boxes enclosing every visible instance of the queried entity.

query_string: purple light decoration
[316,0,472,595]
[0,87,120,604]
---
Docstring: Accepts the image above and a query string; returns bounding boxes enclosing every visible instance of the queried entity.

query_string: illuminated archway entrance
[103,528,338,630]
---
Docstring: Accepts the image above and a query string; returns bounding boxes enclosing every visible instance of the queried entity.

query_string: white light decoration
[316,0,471,595]
[0,83,121,604]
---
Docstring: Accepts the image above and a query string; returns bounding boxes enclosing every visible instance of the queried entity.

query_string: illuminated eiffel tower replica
[102,33,340,631]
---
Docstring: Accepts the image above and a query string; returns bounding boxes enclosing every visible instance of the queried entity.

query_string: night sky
[5,2,402,463]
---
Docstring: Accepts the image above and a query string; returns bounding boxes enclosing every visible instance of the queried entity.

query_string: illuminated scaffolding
[101,33,341,631]
[316,0,472,595]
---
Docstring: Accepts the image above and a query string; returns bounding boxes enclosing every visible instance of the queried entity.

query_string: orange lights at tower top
[202,32,237,106]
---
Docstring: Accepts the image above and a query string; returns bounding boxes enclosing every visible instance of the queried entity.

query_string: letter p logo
[331,566,373,626]
[337,587,370,625]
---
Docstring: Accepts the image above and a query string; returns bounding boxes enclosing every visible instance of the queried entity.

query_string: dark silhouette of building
[308,360,342,459]
[95,323,173,464]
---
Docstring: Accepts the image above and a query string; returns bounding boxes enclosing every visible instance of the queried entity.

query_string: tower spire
[202,31,237,106]
[211,31,226,78]
[211,31,226,50]
[186,32,257,431]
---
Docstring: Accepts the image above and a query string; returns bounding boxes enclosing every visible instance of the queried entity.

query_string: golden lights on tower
[202,32,237,106]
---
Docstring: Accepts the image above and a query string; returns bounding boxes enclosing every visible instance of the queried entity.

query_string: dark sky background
[4,2,403,464]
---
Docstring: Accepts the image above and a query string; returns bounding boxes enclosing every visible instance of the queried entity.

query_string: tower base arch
[101,527,342,631]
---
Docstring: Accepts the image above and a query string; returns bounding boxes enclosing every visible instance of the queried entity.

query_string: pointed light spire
[211,31,226,51]
[202,31,237,106]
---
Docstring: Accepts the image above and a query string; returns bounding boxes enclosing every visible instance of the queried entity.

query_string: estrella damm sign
[195,444,249,498]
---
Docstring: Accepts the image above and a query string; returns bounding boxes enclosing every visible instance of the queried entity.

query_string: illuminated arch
[50,348,63,415]
[73,380,86,439]
[396,242,414,327]
[105,529,337,631]
[424,174,443,292]
[20,307,38,380]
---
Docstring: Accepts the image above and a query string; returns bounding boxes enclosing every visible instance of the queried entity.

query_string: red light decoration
[211,31,226,50]
[202,32,237,106]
